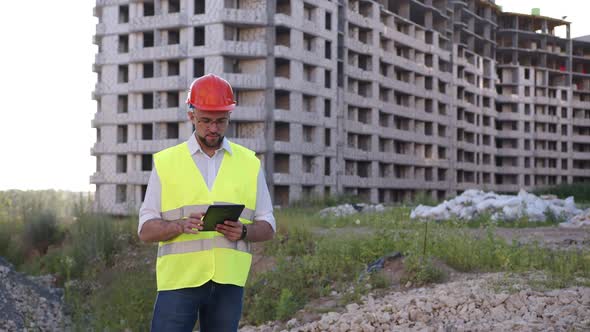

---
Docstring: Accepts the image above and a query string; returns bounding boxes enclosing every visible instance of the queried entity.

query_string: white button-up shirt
[138,133,276,235]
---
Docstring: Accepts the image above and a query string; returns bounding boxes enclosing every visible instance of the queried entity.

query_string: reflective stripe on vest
[158,237,250,257]
[154,140,259,291]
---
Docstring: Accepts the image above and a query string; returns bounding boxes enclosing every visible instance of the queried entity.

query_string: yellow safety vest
[153,140,259,291]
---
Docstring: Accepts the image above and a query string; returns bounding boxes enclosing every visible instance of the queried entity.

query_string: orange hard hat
[186,74,236,111]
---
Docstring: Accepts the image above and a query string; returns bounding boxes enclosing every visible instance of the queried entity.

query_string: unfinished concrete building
[91,0,590,214]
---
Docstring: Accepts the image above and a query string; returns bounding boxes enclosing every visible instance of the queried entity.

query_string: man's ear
[187,110,196,121]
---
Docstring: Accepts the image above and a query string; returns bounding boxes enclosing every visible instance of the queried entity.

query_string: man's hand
[215,220,243,242]
[174,212,204,235]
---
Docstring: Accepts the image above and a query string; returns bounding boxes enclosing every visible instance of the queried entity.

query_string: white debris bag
[410,189,588,227]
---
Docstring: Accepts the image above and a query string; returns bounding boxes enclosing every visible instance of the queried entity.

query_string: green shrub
[410,191,439,206]
[0,221,26,266]
[533,183,590,203]
[401,255,444,286]
[23,212,64,256]
[69,266,156,331]
[275,288,298,321]
[74,215,119,261]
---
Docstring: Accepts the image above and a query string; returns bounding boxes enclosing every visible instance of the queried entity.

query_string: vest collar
[187,132,233,156]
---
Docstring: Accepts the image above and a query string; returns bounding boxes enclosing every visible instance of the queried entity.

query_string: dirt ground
[475,226,590,250]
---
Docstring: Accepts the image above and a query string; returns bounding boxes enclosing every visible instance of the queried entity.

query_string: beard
[197,133,224,148]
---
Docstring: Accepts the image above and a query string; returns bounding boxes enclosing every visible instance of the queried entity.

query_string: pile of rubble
[319,203,385,218]
[410,189,590,228]
[240,273,590,332]
[561,209,590,228]
[0,257,69,331]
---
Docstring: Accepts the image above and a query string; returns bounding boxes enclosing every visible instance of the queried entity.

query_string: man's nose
[208,124,220,133]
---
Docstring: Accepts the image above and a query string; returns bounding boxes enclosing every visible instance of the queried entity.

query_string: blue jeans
[150,280,244,332]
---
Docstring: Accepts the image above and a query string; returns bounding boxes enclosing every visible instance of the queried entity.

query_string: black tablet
[202,204,245,231]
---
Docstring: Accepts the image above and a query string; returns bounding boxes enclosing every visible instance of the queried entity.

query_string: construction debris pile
[0,257,69,331]
[240,273,590,332]
[410,189,590,228]
[319,203,385,218]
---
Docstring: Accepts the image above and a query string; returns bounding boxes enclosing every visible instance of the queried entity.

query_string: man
[138,74,276,332]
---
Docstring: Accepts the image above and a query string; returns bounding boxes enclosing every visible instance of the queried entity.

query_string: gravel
[0,257,70,331]
[240,273,590,332]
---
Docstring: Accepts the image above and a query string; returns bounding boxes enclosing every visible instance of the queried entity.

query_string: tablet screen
[202,204,245,231]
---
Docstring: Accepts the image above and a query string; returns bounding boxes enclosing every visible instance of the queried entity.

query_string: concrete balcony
[299,173,336,186]
[92,112,128,126]
[496,112,523,121]
[96,0,126,6]
[126,171,151,185]
[95,52,130,65]
[229,106,266,122]
[95,22,129,36]
[572,152,590,159]
[346,37,373,55]
[571,100,590,108]
[346,66,374,81]
[92,172,150,185]
[130,13,189,31]
[273,77,295,91]
[492,184,521,193]
[495,148,522,157]
[347,9,372,29]
[89,172,106,184]
[274,45,292,58]
[92,108,189,126]
[533,150,561,158]
[344,92,377,108]
[273,13,296,28]
[129,76,188,92]
[383,28,428,53]
[533,114,561,123]
[129,107,189,123]
[531,132,561,141]
[214,40,266,57]
[571,118,590,126]
[532,167,563,176]
[205,8,267,25]
[456,141,479,150]
[92,139,182,155]
[223,73,266,89]
[455,161,479,170]
[571,169,590,176]
[94,82,129,95]
[273,108,322,124]
[496,130,524,140]
[573,134,590,143]
[130,44,188,61]
[231,137,267,152]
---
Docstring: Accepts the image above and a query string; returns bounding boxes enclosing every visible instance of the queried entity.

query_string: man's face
[189,110,230,148]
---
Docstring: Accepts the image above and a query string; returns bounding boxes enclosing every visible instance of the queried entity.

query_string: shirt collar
[187,132,233,156]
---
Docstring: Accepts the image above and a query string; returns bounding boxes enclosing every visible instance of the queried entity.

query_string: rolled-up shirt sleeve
[138,168,162,236]
[254,168,276,232]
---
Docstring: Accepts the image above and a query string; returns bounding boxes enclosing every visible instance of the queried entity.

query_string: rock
[238,272,590,332]
[0,257,69,331]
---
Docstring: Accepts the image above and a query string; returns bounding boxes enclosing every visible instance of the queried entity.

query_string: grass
[533,183,590,203]
[1,194,589,329]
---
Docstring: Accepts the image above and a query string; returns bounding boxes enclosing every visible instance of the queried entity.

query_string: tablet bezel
[202,204,245,232]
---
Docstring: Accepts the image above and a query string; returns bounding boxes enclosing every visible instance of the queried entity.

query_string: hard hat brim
[188,102,236,111]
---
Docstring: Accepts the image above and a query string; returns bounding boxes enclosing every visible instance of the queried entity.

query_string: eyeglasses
[196,117,229,129]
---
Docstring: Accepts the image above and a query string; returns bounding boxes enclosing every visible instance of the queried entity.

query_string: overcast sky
[0,1,588,192]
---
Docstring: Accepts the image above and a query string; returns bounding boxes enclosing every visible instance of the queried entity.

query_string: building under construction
[91,0,590,214]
